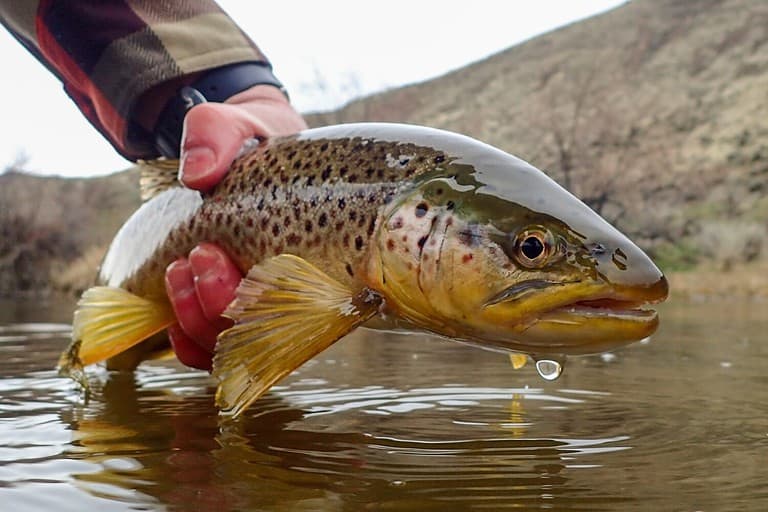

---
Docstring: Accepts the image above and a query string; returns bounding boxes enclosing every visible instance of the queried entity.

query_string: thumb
[178,102,263,191]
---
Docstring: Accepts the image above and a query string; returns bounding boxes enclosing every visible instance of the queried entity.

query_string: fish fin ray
[138,158,181,201]
[213,254,381,418]
[509,353,528,370]
[58,287,175,377]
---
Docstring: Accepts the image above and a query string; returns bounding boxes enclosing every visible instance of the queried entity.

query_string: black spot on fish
[272,223,280,236]
[320,142,329,152]
[287,150,297,160]
[305,220,313,233]
[338,198,346,210]
[349,174,358,183]
[343,233,350,247]
[349,210,357,222]
[307,175,315,186]
[434,155,445,164]
[446,200,455,210]
[355,235,364,251]
[367,217,376,237]
[321,166,332,180]
[318,212,328,228]
[417,236,428,249]
[415,203,429,218]
[346,263,354,276]
[287,233,301,245]
[339,166,348,177]
[284,216,291,227]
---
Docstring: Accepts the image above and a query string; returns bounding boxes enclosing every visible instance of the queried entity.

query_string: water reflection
[58,365,635,510]
[1,299,767,510]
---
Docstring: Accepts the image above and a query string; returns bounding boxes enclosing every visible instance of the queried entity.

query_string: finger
[179,103,265,191]
[188,243,241,323]
[165,259,220,352]
[167,323,213,371]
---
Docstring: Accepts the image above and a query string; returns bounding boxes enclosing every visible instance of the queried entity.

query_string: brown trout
[60,123,668,417]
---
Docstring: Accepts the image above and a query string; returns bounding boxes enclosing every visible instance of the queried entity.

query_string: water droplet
[533,355,566,381]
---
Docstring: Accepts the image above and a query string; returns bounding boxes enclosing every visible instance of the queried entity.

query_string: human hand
[165,85,307,370]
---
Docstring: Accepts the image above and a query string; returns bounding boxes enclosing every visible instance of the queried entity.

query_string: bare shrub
[694,221,766,270]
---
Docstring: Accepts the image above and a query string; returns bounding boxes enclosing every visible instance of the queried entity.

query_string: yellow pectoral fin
[213,254,381,418]
[509,353,528,370]
[59,286,175,375]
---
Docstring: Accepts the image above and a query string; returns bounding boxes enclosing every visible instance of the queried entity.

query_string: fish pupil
[521,236,544,260]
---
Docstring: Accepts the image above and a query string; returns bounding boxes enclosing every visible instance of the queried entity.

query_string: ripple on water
[209,382,636,510]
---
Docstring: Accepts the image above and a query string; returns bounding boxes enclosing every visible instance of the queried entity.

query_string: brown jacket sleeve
[1,1,271,159]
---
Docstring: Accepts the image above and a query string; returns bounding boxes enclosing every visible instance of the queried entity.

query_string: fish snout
[593,240,668,303]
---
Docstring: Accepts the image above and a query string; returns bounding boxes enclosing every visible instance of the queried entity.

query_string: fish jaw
[504,276,669,354]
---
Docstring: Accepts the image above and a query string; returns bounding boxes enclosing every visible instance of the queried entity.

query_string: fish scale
[116,135,448,298]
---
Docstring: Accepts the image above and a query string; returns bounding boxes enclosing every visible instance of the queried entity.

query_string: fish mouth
[523,277,669,354]
[542,296,660,322]
[483,275,669,355]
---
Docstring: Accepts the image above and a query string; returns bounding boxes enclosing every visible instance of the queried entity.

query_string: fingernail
[165,259,194,292]
[189,244,224,278]
[180,146,216,182]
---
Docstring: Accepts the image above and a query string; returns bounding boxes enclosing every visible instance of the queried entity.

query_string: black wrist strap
[153,62,287,158]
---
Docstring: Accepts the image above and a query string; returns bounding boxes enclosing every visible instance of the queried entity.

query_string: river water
[0,297,765,511]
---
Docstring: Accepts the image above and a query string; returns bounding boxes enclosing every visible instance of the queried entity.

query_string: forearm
[0,1,271,160]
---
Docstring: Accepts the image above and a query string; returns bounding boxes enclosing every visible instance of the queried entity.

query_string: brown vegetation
[0,167,138,296]
[1,0,766,297]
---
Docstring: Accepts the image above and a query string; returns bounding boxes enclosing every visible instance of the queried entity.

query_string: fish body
[61,123,668,416]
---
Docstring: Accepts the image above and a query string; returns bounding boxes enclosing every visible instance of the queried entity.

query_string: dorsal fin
[138,158,181,201]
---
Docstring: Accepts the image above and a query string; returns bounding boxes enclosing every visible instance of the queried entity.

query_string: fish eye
[510,228,553,268]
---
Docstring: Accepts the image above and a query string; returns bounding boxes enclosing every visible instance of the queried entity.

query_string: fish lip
[539,276,669,322]
[542,299,658,321]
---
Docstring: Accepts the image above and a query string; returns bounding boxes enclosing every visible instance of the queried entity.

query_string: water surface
[0,298,765,511]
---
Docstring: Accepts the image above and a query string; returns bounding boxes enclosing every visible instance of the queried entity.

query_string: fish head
[375,145,667,356]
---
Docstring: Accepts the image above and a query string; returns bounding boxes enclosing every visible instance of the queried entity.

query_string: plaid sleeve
[1,1,270,160]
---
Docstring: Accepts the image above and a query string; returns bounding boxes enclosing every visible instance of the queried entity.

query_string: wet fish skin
[61,123,667,415]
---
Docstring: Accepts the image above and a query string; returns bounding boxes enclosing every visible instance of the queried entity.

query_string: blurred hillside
[1,0,766,297]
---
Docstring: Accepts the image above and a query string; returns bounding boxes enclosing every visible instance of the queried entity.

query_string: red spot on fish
[386,239,395,251]
[390,216,404,229]
[462,253,474,263]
